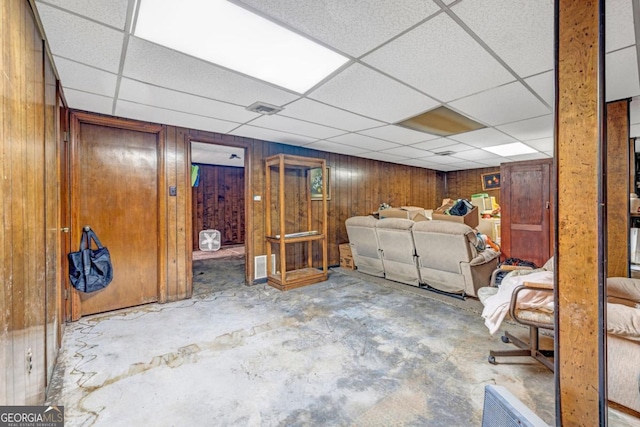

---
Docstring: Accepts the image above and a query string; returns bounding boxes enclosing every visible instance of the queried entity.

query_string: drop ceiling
[35,0,640,171]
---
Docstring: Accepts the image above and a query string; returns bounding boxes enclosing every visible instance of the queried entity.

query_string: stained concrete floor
[47,257,639,426]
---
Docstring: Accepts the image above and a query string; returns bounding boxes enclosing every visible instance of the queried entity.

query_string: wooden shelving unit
[265,154,328,290]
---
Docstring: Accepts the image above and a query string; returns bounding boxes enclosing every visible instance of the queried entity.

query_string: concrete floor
[47,257,639,426]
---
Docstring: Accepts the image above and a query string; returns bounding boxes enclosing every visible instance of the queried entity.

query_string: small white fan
[199,229,221,251]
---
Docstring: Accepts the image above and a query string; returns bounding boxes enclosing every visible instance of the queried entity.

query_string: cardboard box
[340,255,355,270]
[432,205,479,228]
[377,206,428,221]
[339,243,355,269]
[339,243,352,258]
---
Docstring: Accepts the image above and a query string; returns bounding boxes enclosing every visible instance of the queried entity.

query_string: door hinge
[546,201,550,209]
[64,288,69,300]
[63,131,69,142]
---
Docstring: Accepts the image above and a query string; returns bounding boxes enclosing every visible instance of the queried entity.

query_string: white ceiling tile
[357,152,409,163]
[524,71,554,106]
[380,145,432,158]
[191,143,244,167]
[431,143,474,153]
[451,149,500,161]
[309,63,439,123]
[36,0,129,30]
[280,99,382,131]
[123,37,299,107]
[449,161,486,170]
[363,13,514,102]
[54,56,117,97]
[305,140,369,156]
[429,164,459,172]
[118,78,259,123]
[449,82,550,126]
[417,154,459,165]
[37,3,124,72]
[606,0,636,52]
[452,0,553,78]
[249,115,346,139]
[507,152,550,162]
[543,151,554,158]
[630,97,640,124]
[477,158,505,167]
[410,137,460,150]
[115,100,239,134]
[631,123,640,138]
[235,0,440,57]
[64,89,113,114]
[229,125,316,146]
[448,128,516,147]
[358,125,439,145]
[328,133,400,151]
[525,137,554,152]
[606,46,640,102]
[496,115,553,141]
[396,158,439,168]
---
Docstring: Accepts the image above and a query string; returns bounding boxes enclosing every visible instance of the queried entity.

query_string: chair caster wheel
[488,355,496,365]
[501,335,510,343]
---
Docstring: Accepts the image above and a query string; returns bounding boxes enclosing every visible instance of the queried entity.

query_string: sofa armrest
[469,249,500,266]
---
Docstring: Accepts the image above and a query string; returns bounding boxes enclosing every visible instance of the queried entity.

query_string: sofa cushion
[607,302,640,341]
[607,277,640,304]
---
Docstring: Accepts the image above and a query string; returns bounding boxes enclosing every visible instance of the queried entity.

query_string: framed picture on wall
[309,167,331,200]
[481,172,501,190]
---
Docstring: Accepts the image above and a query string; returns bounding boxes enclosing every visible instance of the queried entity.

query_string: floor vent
[254,254,276,279]
[482,385,549,427]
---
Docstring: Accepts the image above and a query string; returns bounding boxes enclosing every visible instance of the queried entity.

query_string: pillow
[607,277,640,303]
[542,256,554,272]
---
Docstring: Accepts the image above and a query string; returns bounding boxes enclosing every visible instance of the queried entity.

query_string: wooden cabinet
[500,158,554,267]
[265,154,328,290]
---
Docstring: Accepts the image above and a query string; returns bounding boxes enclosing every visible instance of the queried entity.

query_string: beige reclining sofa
[344,215,499,297]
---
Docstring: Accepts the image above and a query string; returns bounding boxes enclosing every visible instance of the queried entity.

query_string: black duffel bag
[68,227,113,293]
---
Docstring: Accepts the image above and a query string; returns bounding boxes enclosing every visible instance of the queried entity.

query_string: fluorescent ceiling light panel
[135,0,349,93]
[482,142,537,157]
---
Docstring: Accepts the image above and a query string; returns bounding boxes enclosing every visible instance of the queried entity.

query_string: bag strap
[79,229,90,251]
[86,229,105,249]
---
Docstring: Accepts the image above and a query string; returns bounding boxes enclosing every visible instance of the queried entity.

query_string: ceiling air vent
[246,101,283,115]
[434,150,455,156]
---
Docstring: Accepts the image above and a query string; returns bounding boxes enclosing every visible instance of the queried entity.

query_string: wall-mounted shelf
[265,154,328,290]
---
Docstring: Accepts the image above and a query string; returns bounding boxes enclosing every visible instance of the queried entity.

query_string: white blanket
[481,270,555,335]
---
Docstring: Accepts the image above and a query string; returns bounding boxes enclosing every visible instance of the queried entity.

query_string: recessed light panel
[483,142,537,157]
[397,106,485,136]
[135,0,349,93]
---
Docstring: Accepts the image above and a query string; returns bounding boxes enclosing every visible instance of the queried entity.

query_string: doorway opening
[191,141,246,263]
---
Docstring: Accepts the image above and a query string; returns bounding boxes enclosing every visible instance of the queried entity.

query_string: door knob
[61,227,69,233]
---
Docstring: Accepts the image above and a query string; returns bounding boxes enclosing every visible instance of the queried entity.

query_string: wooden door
[70,114,162,319]
[501,159,553,267]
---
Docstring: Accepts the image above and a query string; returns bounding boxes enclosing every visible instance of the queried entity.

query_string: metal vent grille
[254,254,276,279]
[246,101,283,115]
[482,385,549,427]
[434,150,454,156]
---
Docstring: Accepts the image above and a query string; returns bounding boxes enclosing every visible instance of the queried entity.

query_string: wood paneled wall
[1,0,61,405]
[164,130,440,282]
[192,164,245,249]
[445,167,501,205]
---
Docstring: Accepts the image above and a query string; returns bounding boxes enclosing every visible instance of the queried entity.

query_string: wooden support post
[606,100,630,278]
[555,0,607,425]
